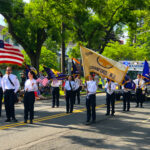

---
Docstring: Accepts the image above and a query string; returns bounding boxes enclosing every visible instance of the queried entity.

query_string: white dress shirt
[1,74,20,93]
[87,80,97,95]
[105,82,116,95]
[64,80,76,91]
[75,78,81,90]
[0,77,2,88]
[24,79,38,92]
[51,79,61,87]
[133,79,145,89]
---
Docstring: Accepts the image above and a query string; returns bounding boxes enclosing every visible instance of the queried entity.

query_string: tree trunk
[30,54,40,73]
[61,22,66,74]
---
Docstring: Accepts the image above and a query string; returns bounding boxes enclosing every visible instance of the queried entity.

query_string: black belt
[25,91,34,93]
[6,89,14,91]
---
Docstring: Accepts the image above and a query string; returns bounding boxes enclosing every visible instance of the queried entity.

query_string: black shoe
[111,113,115,116]
[5,119,11,122]
[24,120,27,123]
[52,106,55,108]
[70,111,73,113]
[12,118,18,122]
[127,109,130,111]
[123,109,126,112]
[66,111,69,114]
[85,121,91,125]
[30,120,33,124]
[57,106,59,108]
[135,105,139,108]
[105,113,110,116]
[92,120,96,124]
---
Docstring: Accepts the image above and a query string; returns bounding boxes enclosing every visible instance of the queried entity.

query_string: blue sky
[0,0,30,26]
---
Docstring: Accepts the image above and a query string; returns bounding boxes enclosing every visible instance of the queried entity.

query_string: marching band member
[51,78,61,108]
[24,71,38,124]
[74,75,82,104]
[123,78,133,111]
[105,79,116,116]
[64,76,76,113]
[1,67,20,122]
[86,75,97,125]
[0,71,3,117]
[134,74,145,108]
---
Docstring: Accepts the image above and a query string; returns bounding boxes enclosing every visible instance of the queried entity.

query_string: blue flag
[142,60,150,83]
[43,66,56,79]
[142,60,150,78]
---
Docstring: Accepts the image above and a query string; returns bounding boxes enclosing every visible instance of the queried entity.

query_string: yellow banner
[80,46,128,85]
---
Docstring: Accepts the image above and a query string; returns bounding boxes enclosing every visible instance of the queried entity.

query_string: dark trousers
[106,93,115,114]
[0,88,3,116]
[66,90,74,113]
[74,87,81,104]
[4,89,15,119]
[24,92,35,120]
[136,89,144,106]
[86,94,96,122]
[123,92,131,111]
[52,87,60,107]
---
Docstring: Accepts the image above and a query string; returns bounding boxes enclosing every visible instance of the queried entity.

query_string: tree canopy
[1,0,150,72]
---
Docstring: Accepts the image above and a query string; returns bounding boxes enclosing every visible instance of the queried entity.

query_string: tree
[102,41,147,61]
[0,0,60,72]
[22,46,58,71]
[72,0,149,53]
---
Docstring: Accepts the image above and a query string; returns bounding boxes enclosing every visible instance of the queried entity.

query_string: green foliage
[22,46,58,71]
[67,43,81,59]
[102,41,147,61]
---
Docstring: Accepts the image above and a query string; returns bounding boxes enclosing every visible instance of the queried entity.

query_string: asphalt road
[0,93,150,150]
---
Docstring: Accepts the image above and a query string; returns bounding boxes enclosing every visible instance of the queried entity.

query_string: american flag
[0,40,24,66]
[37,77,49,87]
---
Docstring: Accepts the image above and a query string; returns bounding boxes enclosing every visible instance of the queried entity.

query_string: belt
[25,91,34,93]
[6,89,14,91]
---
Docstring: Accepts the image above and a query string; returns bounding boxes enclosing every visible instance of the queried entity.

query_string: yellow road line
[0,101,122,130]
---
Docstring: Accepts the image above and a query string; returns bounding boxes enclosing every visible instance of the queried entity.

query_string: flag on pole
[142,60,150,78]
[43,66,56,79]
[0,40,24,66]
[80,46,128,85]
[71,59,79,75]
[142,60,150,84]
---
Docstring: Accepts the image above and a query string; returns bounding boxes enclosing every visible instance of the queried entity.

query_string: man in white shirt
[0,71,3,117]
[86,75,97,125]
[51,78,61,108]
[64,76,76,113]
[134,74,145,108]
[74,75,82,104]
[1,67,20,122]
[105,79,116,116]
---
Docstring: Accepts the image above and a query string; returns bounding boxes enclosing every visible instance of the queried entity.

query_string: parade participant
[85,75,97,125]
[64,76,76,113]
[105,79,116,116]
[0,71,3,117]
[123,78,132,111]
[1,67,20,122]
[51,78,61,108]
[24,71,38,124]
[134,74,145,108]
[74,75,82,104]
